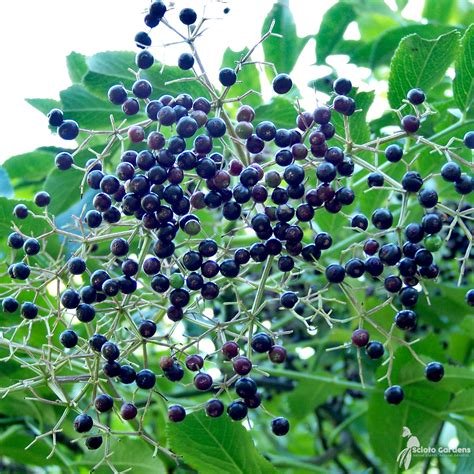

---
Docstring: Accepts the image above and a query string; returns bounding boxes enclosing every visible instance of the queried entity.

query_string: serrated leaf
[332,90,374,146]
[423,0,457,24]
[262,0,309,74]
[74,438,166,473]
[83,51,209,100]
[67,51,88,84]
[0,424,67,467]
[3,147,59,185]
[316,2,356,64]
[60,84,123,129]
[447,388,474,416]
[370,24,459,68]
[287,375,345,418]
[454,24,474,113]
[368,386,449,473]
[26,98,62,116]
[0,167,14,198]
[167,411,275,474]
[368,345,451,473]
[388,30,461,108]
[254,96,296,129]
[222,48,262,108]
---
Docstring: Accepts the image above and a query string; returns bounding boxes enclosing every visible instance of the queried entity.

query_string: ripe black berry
[206,399,224,417]
[179,8,197,25]
[401,115,420,133]
[351,329,369,347]
[194,373,213,391]
[168,405,186,422]
[101,342,120,361]
[384,385,404,404]
[333,77,352,95]
[227,401,248,421]
[136,369,156,389]
[372,208,393,230]
[402,171,423,192]
[271,417,290,436]
[233,356,252,375]
[136,50,154,69]
[2,297,19,313]
[60,330,78,348]
[235,378,257,398]
[325,264,345,283]
[272,73,293,94]
[135,31,151,48]
[219,68,237,87]
[178,52,194,70]
[251,333,274,353]
[95,393,114,412]
[366,341,384,359]
[85,436,103,450]
[464,131,474,148]
[394,309,417,330]
[425,362,444,382]
[48,108,64,126]
[58,120,79,140]
[34,191,51,207]
[121,402,138,420]
[73,414,93,433]
[407,88,425,105]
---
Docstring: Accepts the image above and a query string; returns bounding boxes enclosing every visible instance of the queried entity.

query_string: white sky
[0,0,422,163]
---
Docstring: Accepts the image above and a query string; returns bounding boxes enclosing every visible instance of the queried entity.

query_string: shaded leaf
[388,30,460,108]
[3,147,59,185]
[0,167,14,198]
[316,2,356,64]
[167,411,275,474]
[222,48,262,108]
[453,24,474,112]
[288,375,345,418]
[423,0,457,24]
[254,96,296,129]
[75,438,166,473]
[262,0,309,74]
[84,51,209,100]
[370,24,460,68]
[67,51,88,84]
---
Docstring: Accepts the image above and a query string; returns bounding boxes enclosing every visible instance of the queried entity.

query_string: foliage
[0,1,473,473]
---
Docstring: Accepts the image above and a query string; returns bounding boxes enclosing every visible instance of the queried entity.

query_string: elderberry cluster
[1,0,473,460]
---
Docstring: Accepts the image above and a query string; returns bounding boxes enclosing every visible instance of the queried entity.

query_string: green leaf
[287,375,345,418]
[368,386,449,473]
[3,147,58,186]
[254,97,296,129]
[262,0,309,74]
[388,30,461,108]
[222,48,262,108]
[454,24,474,113]
[332,90,374,146]
[74,438,166,473]
[0,424,67,467]
[60,84,121,129]
[26,97,62,115]
[395,0,409,10]
[423,0,457,24]
[0,167,14,198]
[316,2,356,64]
[370,24,461,68]
[167,411,275,474]
[357,13,400,42]
[448,388,474,416]
[67,51,88,84]
[83,51,208,100]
